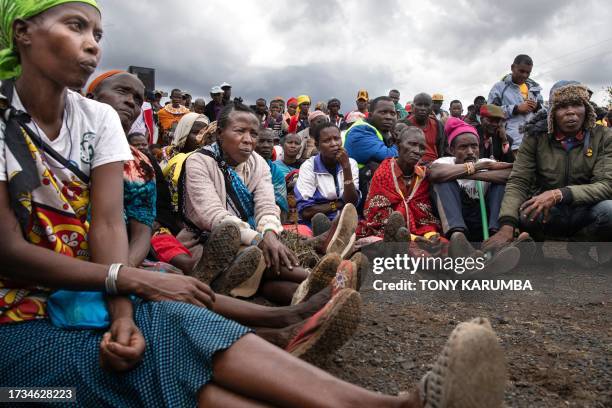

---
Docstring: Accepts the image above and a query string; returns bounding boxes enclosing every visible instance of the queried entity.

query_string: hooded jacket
[487,74,543,150]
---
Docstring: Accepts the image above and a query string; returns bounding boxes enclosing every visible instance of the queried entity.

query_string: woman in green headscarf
[0,3,508,407]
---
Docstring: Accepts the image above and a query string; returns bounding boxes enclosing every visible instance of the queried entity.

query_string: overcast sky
[93,0,612,110]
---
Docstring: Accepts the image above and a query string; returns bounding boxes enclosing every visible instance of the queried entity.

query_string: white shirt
[0,90,132,181]
[433,156,495,200]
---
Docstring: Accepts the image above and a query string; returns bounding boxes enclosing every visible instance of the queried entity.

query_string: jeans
[433,181,505,242]
[520,200,612,242]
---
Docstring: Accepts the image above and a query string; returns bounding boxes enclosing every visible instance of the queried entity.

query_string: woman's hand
[258,231,299,275]
[335,147,351,172]
[120,268,216,309]
[99,317,145,373]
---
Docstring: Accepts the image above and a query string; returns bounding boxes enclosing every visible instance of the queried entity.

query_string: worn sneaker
[326,203,358,257]
[349,252,368,290]
[417,317,506,408]
[312,212,332,237]
[211,246,262,295]
[191,221,241,284]
[383,211,406,242]
[286,288,361,366]
[332,260,359,296]
[291,253,342,305]
[480,245,520,276]
[448,231,475,259]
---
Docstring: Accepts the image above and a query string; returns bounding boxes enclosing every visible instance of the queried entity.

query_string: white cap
[220,82,231,88]
[210,86,224,94]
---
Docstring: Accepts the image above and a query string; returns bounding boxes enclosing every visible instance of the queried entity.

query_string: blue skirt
[0,300,250,407]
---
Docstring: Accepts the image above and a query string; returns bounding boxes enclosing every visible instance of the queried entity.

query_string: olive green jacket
[499,125,612,227]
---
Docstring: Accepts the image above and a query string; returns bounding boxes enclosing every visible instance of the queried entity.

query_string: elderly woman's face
[555,102,586,135]
[219,111,259,165]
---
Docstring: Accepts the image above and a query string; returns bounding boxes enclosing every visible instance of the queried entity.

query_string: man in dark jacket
[477,104,514,163]
[483,83,612,268]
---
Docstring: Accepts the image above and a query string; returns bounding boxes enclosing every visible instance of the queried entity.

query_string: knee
[592,200,612,227]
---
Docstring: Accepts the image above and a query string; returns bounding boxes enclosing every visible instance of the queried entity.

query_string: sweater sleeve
[183,153,258,245]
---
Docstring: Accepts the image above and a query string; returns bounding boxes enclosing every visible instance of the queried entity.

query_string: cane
[476,180,491,259]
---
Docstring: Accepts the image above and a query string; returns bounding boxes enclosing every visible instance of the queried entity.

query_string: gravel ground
[318,242,611,407]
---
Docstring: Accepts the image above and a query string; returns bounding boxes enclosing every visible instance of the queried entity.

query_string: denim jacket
[488,74,543,149]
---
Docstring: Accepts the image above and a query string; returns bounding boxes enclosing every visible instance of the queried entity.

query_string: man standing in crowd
[328,98,346,130]
[484,83,612,268]
[182,93,192,110]
[254,98,268,125]
[403,92,446,163]
[157,88,190,144]
[389,89,408,119]
[449,100,463,119]
[204,85,224,122]
[488,54,543,153]
[432,93,449,124]
[220,82,232,105]
[345,89,369,120]
[477,104,514,162]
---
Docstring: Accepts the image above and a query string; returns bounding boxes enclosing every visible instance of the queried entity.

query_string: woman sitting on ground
[0,3,508,407]
[356,126,445,255]
[178,102,310,304]
[295,121,360,237]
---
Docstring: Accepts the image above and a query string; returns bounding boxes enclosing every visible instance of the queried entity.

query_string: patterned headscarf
[0,0,100,79]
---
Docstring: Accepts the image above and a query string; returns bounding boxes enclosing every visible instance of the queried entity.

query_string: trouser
[433,181,505,242]
[520,200,612,242]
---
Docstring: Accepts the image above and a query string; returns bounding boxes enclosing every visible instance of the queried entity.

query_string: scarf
[202,143,256,228]
[172,112,209,151]
[0,0,99,79]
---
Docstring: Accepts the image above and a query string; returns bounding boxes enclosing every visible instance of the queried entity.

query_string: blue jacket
[343,120,397,166]
[487,74,543,149]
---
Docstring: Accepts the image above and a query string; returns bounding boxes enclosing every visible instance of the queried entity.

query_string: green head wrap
[0,0,99,79]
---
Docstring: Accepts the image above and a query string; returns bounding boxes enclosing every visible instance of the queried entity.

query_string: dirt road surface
[322,242,611,407]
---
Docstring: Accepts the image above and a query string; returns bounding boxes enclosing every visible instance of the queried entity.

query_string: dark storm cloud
[92,0,611,107]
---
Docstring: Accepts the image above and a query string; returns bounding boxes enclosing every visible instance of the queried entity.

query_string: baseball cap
[220,82,231,89]
[432,93,444,101]
[357,89,369,101]
[210,86,224,94]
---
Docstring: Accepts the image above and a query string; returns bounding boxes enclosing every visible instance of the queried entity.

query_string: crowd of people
[0,1,610,407]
